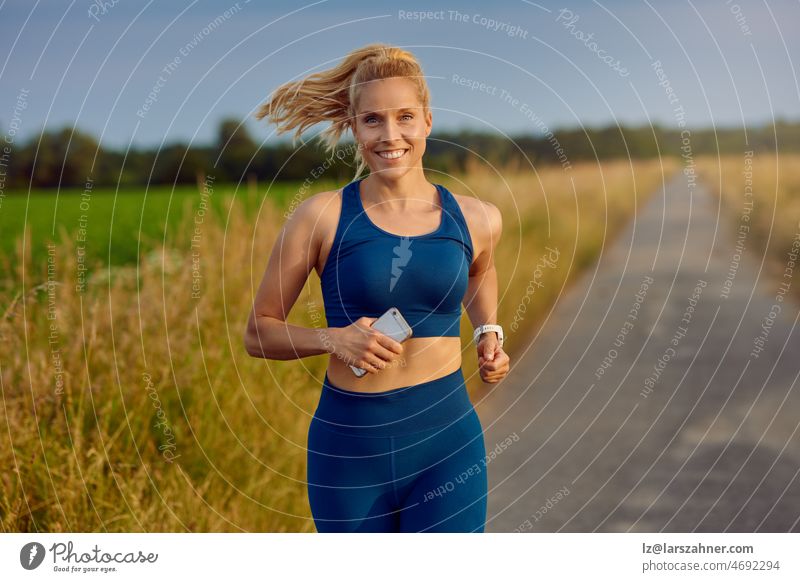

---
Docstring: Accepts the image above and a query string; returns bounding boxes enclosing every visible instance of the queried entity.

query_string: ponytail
[254,43,430,179]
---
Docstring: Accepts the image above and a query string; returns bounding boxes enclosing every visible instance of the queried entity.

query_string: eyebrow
[359,108,417,116]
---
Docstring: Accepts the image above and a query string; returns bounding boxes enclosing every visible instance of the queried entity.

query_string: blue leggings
[307,368,488,532]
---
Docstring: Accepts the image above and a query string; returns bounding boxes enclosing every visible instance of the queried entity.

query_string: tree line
[1,117,797,189]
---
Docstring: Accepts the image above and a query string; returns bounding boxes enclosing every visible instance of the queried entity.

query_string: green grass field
[0,180,337,274]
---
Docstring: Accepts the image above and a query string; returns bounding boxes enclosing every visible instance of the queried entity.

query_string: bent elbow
[243,329,257,358]
[244,314,283,359]
[244,317,265,358]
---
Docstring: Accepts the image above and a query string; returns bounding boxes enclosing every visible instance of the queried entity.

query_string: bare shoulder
[284,186,345,275]
[280,187,343,247]
[451,192,503,253]
[285,187,342,229]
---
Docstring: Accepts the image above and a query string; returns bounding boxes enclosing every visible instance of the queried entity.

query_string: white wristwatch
[473,324,504,348]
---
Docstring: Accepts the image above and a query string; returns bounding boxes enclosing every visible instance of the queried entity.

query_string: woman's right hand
[328,317,404,374]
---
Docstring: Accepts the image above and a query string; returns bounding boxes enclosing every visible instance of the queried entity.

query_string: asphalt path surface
[476,169,800,532]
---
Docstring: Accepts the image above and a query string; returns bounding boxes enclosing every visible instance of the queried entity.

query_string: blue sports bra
[320,177,474,338]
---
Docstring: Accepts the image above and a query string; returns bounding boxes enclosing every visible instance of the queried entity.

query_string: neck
[361,168,436,207]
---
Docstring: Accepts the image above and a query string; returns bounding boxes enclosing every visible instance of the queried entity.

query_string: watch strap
[473,324,504,347]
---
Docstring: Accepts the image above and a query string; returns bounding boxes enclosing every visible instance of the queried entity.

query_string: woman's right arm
[243,193,336,360]
[243,191,404,371]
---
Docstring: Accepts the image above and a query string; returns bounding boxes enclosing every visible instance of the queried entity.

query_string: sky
[0,0,798,151]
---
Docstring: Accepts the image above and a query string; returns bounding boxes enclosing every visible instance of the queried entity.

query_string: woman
[245,43,510,532]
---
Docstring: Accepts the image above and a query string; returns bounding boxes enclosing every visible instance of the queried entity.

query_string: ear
[424,108,432,137]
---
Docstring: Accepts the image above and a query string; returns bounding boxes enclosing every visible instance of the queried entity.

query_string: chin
[373,165,413,180]
[372,156,421,175]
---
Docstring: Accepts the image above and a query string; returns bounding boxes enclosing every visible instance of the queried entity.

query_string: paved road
[476,169,800,532]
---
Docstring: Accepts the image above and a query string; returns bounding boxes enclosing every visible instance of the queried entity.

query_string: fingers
[347,345,397,376]
[370,347,399,370]
[481,360,509,373]
[374,333,404,355]
[359,345,396,373]
[354,317,378,334]
[480,366,507,382]
[479,350,510,382]
[366,333,404,371]
[354,354,383,374]
[479,353,507,372]
[366,354,391,374]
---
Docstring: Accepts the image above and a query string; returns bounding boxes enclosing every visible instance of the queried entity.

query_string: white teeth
[378,149,407,159]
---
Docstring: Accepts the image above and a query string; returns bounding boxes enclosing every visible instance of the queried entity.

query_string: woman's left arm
[462,200,510,384]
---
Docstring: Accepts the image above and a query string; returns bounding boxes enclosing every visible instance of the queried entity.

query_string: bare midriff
[325,336,463,392]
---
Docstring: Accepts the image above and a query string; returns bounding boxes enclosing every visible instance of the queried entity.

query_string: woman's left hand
[477,334,510,383]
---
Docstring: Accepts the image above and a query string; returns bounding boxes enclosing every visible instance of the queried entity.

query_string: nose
[381,117,402,143]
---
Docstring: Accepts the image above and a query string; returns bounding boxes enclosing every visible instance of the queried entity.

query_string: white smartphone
[350,307,413,377]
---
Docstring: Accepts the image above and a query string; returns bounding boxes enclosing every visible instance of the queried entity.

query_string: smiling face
[352,76,432,178]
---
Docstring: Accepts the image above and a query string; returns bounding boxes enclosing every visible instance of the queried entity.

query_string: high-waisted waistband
[313,368,475,438]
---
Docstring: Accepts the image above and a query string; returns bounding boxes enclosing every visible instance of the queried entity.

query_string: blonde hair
[254,43,430,179]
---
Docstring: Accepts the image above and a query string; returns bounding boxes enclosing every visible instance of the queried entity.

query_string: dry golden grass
[696,153,800,291]
[449,156,678,366]
[1,158,676,532]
